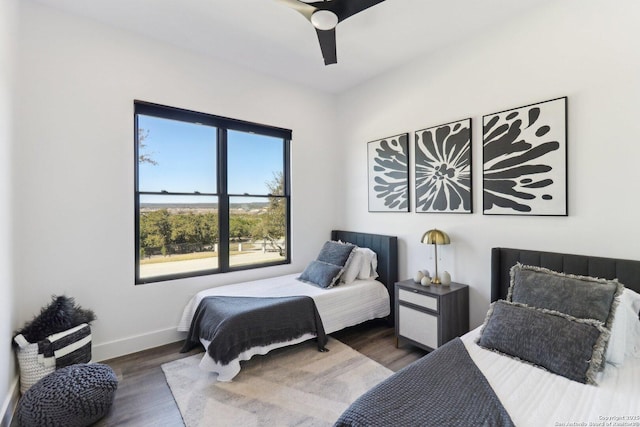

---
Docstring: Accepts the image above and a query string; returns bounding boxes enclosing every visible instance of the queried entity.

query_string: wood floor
[94,319,426,427]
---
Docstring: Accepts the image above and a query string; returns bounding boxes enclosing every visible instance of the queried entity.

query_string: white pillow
[606,287,640,366]
[341,249,364,284]
[624,288,640,358]
[341,247,379,284]
[357,247,379,280]
[627,286,640,313]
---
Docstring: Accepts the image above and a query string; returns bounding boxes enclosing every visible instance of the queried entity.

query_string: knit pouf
[16,363,118,427]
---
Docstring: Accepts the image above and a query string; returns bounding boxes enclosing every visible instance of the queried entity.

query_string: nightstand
[395,279,469,351]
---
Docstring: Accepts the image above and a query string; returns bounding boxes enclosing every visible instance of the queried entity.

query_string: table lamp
[421,229,450,284]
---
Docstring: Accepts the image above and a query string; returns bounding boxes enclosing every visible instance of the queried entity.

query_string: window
[134,101,291,284]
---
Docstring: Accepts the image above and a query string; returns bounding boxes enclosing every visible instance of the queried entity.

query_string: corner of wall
[0,377,19,427]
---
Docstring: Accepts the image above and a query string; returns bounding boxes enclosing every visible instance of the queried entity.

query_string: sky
[138,115,283,205]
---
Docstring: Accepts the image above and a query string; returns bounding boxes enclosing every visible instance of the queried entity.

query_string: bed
[177,230,398,381]
[335,247,640,427]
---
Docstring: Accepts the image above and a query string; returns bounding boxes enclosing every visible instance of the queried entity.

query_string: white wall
[12,0,640,370]
[337,0,640,327]
[14,1,341,361]
[0,0,18,422]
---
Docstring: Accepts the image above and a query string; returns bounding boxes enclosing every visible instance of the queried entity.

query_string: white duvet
[462,327,640,427]
[177,273,390,381]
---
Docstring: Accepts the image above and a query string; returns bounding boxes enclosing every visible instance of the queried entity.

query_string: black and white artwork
[367,133,409,212]
[415,119,472,213]
[483,97,567,216]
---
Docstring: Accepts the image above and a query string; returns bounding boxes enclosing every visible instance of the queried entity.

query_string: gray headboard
[491,247,640,302]
[332,230,398,321]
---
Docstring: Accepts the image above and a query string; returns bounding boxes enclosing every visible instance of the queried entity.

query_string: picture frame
[415,118,472,213]
[367,133,410,212]
[482,97,567,216]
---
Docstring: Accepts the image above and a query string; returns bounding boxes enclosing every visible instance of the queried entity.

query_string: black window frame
[134,100,292,284]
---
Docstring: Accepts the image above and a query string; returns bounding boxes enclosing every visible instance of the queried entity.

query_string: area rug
[161,337,392,426]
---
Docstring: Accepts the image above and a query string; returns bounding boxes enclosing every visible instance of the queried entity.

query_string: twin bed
[336,247,640,426]
[176,233,640,426]
[177,230,397,381]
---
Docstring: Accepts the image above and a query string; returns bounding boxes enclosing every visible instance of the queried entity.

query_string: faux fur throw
[14,295,96,344]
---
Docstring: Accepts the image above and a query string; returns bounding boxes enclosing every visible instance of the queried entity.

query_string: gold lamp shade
[421,229,450,284]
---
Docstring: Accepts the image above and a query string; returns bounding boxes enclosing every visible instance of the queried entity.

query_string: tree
[231,214,262,243]
[139,209,171,253]
[138,128,157,165]
[252,172,286,255]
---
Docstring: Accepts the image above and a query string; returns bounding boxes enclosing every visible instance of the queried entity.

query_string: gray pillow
[508,264,622,327]
[316,241,356,267]
[477,300,608,384]
[298,260,344,289]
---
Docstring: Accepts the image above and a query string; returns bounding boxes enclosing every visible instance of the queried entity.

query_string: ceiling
[31,0,553,94]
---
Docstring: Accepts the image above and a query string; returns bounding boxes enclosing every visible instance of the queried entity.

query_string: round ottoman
[16,363,118,427]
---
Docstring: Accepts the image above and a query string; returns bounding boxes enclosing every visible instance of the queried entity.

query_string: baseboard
[0,377,19,427]
[93,327,185,362]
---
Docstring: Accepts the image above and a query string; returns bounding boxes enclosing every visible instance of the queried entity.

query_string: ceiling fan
[277,0,386,65]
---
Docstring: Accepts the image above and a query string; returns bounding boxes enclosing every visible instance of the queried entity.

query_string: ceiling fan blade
[315,28,337,65]
[276,0,316,21]
[277,0,385,65]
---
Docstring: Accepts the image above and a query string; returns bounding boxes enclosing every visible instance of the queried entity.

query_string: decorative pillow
[316,240,356,267]
[508,264,622,327]
[298,260,344,289]
[14,296,96,344]
[477,300,608,385]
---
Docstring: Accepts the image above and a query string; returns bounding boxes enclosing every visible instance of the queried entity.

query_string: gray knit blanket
[181,295,327,364]
[334,338,514,427]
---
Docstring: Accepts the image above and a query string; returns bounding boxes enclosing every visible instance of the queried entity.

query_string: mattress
[462,327,640,426]
[178,273,390,335]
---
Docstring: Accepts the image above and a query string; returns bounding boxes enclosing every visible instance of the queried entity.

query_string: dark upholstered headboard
[332,230,398,320]
[491,247,640,302]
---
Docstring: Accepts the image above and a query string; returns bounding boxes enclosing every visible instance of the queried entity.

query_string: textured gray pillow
[508,264,622,326]
[298,260,344,289]
[477,300,608,384]
[316,241,356,267]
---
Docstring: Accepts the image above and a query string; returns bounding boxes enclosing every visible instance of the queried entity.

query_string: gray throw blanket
[334,338,514,427]
[181,296,327,365]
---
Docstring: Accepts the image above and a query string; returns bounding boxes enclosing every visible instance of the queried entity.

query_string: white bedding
[177,273,390,380]
[462,327,640,426]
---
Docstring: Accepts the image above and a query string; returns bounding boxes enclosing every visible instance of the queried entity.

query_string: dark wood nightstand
[395,279,469,351]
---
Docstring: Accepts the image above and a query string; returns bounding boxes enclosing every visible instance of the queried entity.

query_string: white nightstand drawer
[398,288,438,311]
[398,305,439,349]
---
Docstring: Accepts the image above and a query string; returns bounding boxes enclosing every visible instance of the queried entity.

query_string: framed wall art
[415,118,472,213]
[482,96,567,216]
[367,133,409,212]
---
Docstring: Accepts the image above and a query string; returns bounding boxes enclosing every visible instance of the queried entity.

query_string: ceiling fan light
[311,10,338,30]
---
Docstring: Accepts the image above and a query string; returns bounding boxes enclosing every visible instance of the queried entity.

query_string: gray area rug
[162,337,392,426]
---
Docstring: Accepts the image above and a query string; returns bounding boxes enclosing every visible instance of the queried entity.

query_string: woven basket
[15,339,55,394]
[14,323,92,394]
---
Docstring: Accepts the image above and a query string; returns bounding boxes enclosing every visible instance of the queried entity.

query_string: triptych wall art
[483,97,567,216]
[367,96,568,216]
[415,119,472,214]
[367,133,410,212]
